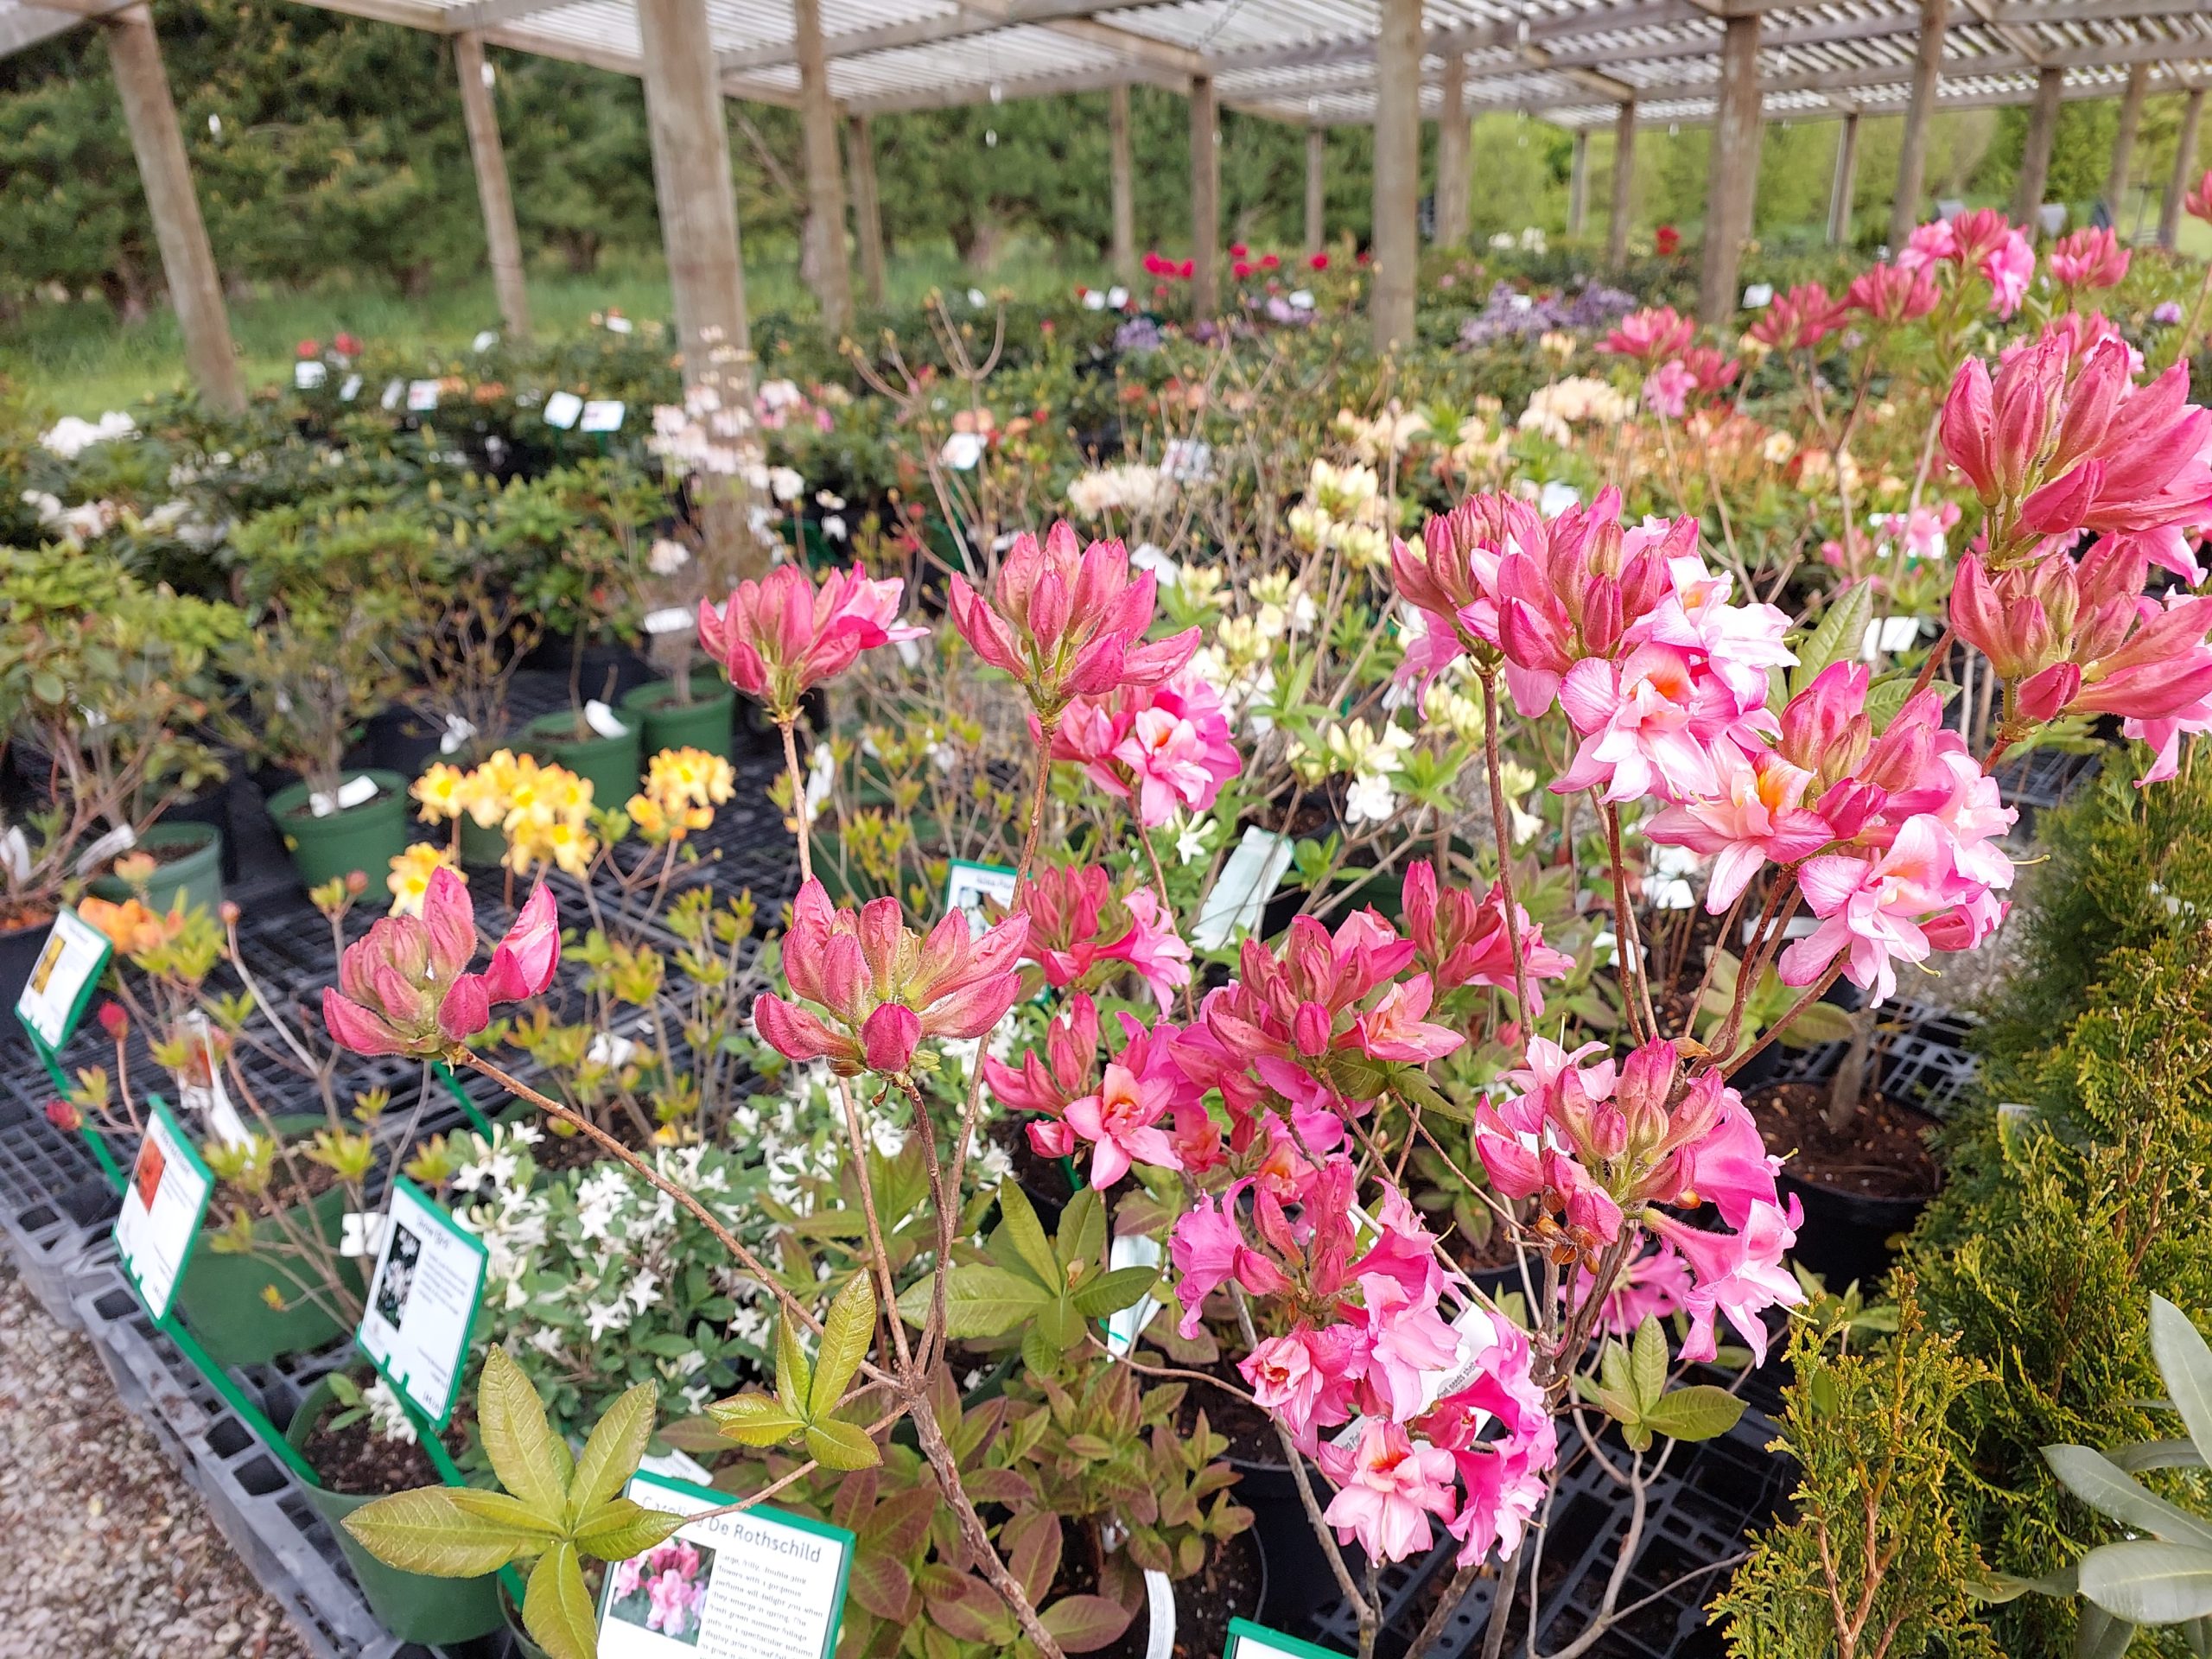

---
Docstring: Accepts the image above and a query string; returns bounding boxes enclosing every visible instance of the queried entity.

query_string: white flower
[625,1268,664,1313]
[768,466,805,503]
[363,1378,418,1445]
[1346,772,1397,824]
[41,410,136,459]
[648,537,691,575]
[586,1298,633,1340]
[940,431,986,471]
[1174,816,1210,867]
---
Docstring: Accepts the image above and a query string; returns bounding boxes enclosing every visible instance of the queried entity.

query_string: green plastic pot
[88,822,224,917]
[456,813,507,868]
[265,770,411,891]
[620,676,736,760]
[173,1178,364,1367]
[524,709,643,806]
[286,1376,506,1645]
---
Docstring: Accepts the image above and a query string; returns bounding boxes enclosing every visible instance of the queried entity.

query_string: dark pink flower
[2048,226,2130,292]
[1597,305,1695,366]
[700,565,924,722]
[323,870,556,1058]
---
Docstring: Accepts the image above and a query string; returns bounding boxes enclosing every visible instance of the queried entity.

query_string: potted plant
[227,600,414,891]
[620,530,739,760]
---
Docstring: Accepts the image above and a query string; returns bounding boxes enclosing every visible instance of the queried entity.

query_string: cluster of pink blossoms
[1940,317,2212,781]
[1014,862,1192,1014]
[699,563,923,723]
[1896,207,2036,319]
[1394,486,2016,1006]
[1048,669,1241,827]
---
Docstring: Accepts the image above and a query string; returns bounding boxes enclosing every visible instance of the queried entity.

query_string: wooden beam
[1567,129,1590,236]
[1370,0,1420,351]
[846,114,886,308]
[0,3,92,56]
[1190,74,1219,319]
[1109,83,1138,289]
[449,0,581,34]
[849,62,1185,115]
[793,0,852,335]
[2163,87,2206,249]
[1699,10,1760,326]
[1890,0,1949,247]
[102,3,241,413]
[454,33,531,341]
[1989,0,2206,22]
[2107,61,2149,219]
[1608,98,1637,264]
[636,0,750,396]
[1433,51,1469,246]
[1827,108,1859,244]
[716,0,1162,73]
[1306,124,1327,256]
[2014,65,2063,223]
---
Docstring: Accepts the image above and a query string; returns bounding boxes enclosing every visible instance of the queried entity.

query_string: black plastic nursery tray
[0,1071,120,1328]
[1771,999,1980,1119]
[68,1260,456,1659]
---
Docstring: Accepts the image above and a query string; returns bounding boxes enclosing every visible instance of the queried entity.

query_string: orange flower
[78,896,184,956]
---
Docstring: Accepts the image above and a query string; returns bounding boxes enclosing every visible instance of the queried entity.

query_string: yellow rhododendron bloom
[386,842,459,917]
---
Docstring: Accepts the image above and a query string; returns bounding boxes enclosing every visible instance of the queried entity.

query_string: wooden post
[1567,130,1590,238]
[1189,75,1219,319]
[847,114,886,308]
[1433,53,1468,247]
[635,0,750,392]
[102,4,241,414]
[1887,0,1948,250]
[2014,67,2063,227]
[1370,0,1421,352]
[1109,83,1138,290]
[1698,12,1762,327]
[1827,111,1860,245]
[1607,99,1637,267]
[1305,124,1326,257]
[2106,62,2149,226]
[454,33,531,342]
[793,0,851,334]
[2161,88,2205,250]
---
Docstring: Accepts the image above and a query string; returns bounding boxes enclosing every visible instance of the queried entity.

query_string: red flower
[296,339,320,359]
[1654,225,1681,256]
[1309,252,1330,271]
[334,332,362,357]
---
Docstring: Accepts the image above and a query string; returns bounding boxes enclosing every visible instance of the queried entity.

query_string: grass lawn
[0,239,1096,418]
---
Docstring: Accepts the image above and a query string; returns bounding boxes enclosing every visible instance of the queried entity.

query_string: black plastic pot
[365,705,447,777]
[162,776,241,884]
[1232,1454,1347,1634]
[0,914,55,1050]
[1777,1168,1929,1295]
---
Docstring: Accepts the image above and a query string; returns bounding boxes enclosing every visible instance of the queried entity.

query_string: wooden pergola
[4,0,2209,408]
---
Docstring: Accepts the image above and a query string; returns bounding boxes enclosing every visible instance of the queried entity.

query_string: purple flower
[2155,301,2185,327]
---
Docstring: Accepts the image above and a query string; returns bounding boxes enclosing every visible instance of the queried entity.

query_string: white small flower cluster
[363,1377,419,1446]
[41,410,135,459]
[1065,462,1169,520]
[1518,377,1632,445]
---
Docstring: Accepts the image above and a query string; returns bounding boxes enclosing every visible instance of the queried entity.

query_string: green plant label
[1224,1617,1349,1659]
[16,906,111,1054]
[356,1178,489,1430]
[112,1096,213,1322]
[944,859,1019,937]
[600,1471,854,1659]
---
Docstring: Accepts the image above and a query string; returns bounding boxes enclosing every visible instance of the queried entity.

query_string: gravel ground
[0,1257,312,1659]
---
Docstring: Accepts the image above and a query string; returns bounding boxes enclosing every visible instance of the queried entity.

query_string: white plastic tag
[440,714,478,755]
[381,378,404,410]
[642,606,694,636]
[340,1209,390,1258]
[543,391,583,429]
[579,399,626,432]
[340,374,363,402]
[73,823,137,878]
[1142,1570,1176,1659]
[582,700,628,740]
[1192,826,1294,950]
[294,360,327,390]
[472,329,499,353]
[406,379,440,412]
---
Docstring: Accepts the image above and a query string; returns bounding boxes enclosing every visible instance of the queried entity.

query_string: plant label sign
[601,1471,854,1659]
[543,391,585,429]
[16,906,111,1055]
[1192,827,1294,951]
[112,1096,213,1322]
[355,1178,487,1429]
[1224,1618,1349,1659]
[944,859,1019,937]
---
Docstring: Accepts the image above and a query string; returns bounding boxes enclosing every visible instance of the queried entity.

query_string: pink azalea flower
[1353,975,1464,1063]
[1168,1182,1290,1337]
[700,565,924,722]
[1241,1332,1326,1435]
[1357,1270,1462,1421]
[2048,226,2130,292]
[1777,817,1957,1005]
[1682,1098,1783,1229]
[1555,644,1741,804]
[1645,1198,1806,1365]
[1317,1421,1459,1565]
[1065,1058,1183,1188]
[1052,672,1241,826]
[1402,861,1573,1013]
[1644,741,1834,912]
[1980,228,2034,319]
[1390,494,1531,704]
[323,871,557,1058]
[1427,1311,1557,1566]
[1105,888,1192,1014]
[1894,219,1955,273]
[1642,359,1696,419]
[1568,1240,1695,1336]
[1597,305,1696,365]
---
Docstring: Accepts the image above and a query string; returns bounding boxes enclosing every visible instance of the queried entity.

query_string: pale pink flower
[1555,644,1738,804]
[1357,1270,1461,1421]
[1777,817,1956,1005]
[1109,888,1192,1014]
[1052,672,1240,826]
[1317,1421,1459,1564]
[1644,742,1834,912]
[1894,219,1955,273]
[1642,359,1696,420]
[1981,229,2034,319]
[1065,1058,1182,1188]
[1353,975,1464,1063]
[1646,1198,1805,1365]
[1169,1182,1290,1337]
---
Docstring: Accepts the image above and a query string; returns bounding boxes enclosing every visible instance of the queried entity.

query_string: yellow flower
[626,792,671,841]
[411,764,467,826]
[386,842,459,917]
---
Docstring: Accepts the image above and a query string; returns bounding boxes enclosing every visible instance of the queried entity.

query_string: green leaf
[341,1487,542,1578]
[707,1392,806,1446]
[1630,1317,1667,1412]
[899,1265,1055,1336]
[2044,1446,2212,1550]
[1058,1187,1105,1277]
[568,1382,658,1522]
[523,1542,601,1659]
[1640,1386,1746,1444]
[2111,1440,2210,1474]
[445,1487,563,1535]
[2154,1297,2212,1469]
[812,1273,877,1420]
[1776,999,1856,1047]
[995,1179,1062,1288]
[2076,1604,2138,1659]
[477,1348,570,1520]
[573,1498,689,1561]
[1071,1264,1159,1319]
[1969,1562,2080,1605]
[1790,581,1872,698]
[805,1419,884,1471]
[776,1309,812,1421]
[2080,1540,2212,1625]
